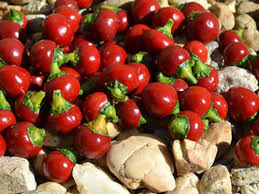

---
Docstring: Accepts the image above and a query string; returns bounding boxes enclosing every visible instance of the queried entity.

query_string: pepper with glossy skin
[182,2,206,18]
[74,115,111,159]
[0,134,6,157]
[0,38,26,67]
[70,33,95,51]
[197,65,219,92]
[31,75,45,88]
[3,9,27,29]
[42,149,76,183]
[168,110,204,141]
[14,91,45,123]
[54,0,79,9]
[0,65,31,97]
[82,92,118,122]
[225,87,259,122]
[5,122,45,158]
[235,135,259,166]
[219,30,243,51]
[0,91,16,133]
[142,82,178,118]
[0,20,22,40]
[77,0,93,8]
[211,92,228,120]
[184,40,208,63]
[173,79,188,92]
[60,67,81,80]
[117,9,130,32]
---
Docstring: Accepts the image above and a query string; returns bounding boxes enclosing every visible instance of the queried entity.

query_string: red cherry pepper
[182,2,206,18]
[70,33,95,51]
[5,121,45,158]
[235,135,259,166]
[223,42,249,67]
[100,44,127,69]
[152,7,185,34]
[180,86,221,122]
[14,91,45,123]
[60,67,81,80]
[117,99,146,129]
[44,60,80,102]
[74,115,111,159]
[211,92,228,120]
[186,12,219,43]
[168,110,204,141]
[173,78,189,92]
[225,87,259,122]
[42,149,76,183]
[100,64,139,101]
[3,9,27,29]
[77,0,93,8]
[0,20,22,40]
[0,91,16,133]
[157,45,197,84]
[143,19,175,54]
[0,65,31,97]
[83,92,118,122]
[0,38,26,67]
[31,75,45,88]
[125,24,151,53]
[127,62,151,95]
[0,134,6,157]
[117,9,130,32]
[54,0,79,9]
[219,30,243,51]
[55,6,82,33]
[250,121,259,136]
[42,13,74,47]
[142,82,178,118]
[47,90,82,134]
[197,65,219,92]
[184,40,208,63]
[131,0,160,24]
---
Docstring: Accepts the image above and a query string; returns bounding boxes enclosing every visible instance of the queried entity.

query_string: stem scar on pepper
[51,90,72,116]
[168,114,190,139]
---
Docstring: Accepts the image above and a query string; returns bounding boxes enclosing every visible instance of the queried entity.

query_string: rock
[72,162,130,194]
[26,14,46,33]
[243,28,259,52]
[47,0,56,8]
[216,66,258,93]
[224,0,236,13]
[21,191,56,194]
[235,14,257,30]
[202,121,232,153]
[209,2,235,30]
[240,183,259,194]
[138,189,157,194]
[33,149,47,177]
[107,134,176,192]
[22,1,51,14]
[37,182,67,194]
[11,0,33,5]
[166,173,200,194]
[160,0,169,8]
[107,122,121,139]
[231,167,259,186]
[0,1,8,17]
[172,139,217,175]
[206,41,223,69]
[0,156,37,193]
[237,1,259,15]
[100,0,134,9]
[66,186,79,194]
[199,165,232,194]
[169,0,210,9]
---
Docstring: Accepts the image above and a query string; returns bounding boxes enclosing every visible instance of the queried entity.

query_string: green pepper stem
[171,100,180,115]
[85,114,109,136]
[0,57,7,68]
[23,91,45,114]
[202,119,209,130]
[157,72,175,85]
[5,8,23,25]
[203,106,222,123]
[57,148,77,163]
[30,91,45,106]
[234,29,244,39]
[139,115,147,126]
[130,52,148,63]
[66,49,79,65]
[51,90,72,116]
[193,59,212,79]
[168,115,190,139]
[98,5,119,12]
[27,124,46,146]
[106,80,128,102]
[157,18,174,38]
[175,61,198,84]
[100,102,118,123]
[0,90,11,110]
[251,137,259,155]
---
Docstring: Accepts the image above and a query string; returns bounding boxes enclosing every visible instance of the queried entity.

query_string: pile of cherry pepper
[0,0,258,184]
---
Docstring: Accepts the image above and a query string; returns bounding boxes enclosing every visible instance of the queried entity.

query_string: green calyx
[191,54,212,79]
[234,29,244,39]
[27,124,46,146]
[23,91,45,114]
[106,80,128,102]
[99,101,118,123]
[4,8,23,25]
[0,90,11,110]
[85,114,109,136]
[251,137,259,155]
[67,49,79,65]
[57,148,77,163]
[98,5,120,12]
[80,79,96,96]
[175,61,198,84]
[156,72,175,85]
[202,119,209,130]
[130,52,148,63]
[168,114,190,139]
[84,12,99,25]
[50,90,72,116]
[139,114,147,126]
[188,12,203,20]
[0,57,7,68]
[157,18,174,38]
[171,100,180,115]
[203,104,222,123]
[235,55,251,70]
